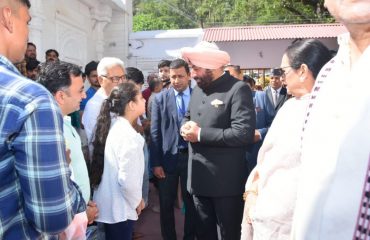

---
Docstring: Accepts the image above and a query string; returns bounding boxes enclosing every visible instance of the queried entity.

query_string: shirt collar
[271,86,282,94]
[173,86,190,97]
[96,87,109,98]
[0,55,21,75]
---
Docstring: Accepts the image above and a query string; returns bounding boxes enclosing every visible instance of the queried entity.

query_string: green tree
[133,0,198,31]
[133,0,333,31]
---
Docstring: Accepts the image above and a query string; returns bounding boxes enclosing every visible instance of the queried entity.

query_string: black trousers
[192,194,244,240]
[104,220,134,240]
[157,152,197,240]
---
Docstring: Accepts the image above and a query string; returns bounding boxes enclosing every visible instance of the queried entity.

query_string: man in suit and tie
[250,68,288,168]
[180,41,256,240]
[150,59,197,240]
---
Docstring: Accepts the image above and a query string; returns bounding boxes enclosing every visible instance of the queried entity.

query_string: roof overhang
[203,23,348,42]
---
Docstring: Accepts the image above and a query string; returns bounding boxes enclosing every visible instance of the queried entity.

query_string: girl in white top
[90,82,146,240]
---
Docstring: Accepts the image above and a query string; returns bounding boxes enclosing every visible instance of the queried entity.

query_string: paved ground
[134,183,185,239]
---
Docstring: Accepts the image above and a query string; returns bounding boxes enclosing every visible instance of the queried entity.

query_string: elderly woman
[241,39,332,240]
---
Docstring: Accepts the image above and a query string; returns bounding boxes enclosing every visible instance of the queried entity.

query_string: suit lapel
[167,88,178,127]
[276,87,287,108]
[266,86,274,106]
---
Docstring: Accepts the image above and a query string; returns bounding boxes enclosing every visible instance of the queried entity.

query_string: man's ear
[54,90,65,106]
[0,7,14,33]
[98,76,104,85]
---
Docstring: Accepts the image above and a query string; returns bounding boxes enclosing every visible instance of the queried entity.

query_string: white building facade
[127,28,204,76]
[28,0,132,67]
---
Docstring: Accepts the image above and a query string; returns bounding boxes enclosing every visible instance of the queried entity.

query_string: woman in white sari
[241,39,332,240]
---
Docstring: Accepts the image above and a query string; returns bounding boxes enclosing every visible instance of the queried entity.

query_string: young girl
[90,82,146,240]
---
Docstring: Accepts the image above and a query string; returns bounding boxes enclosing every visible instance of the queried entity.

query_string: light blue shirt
[173,86,190,113]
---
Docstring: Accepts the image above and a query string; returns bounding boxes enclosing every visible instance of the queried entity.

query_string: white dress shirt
[81,88,108,152]
[271,87,281,106]
[94,117,145,223]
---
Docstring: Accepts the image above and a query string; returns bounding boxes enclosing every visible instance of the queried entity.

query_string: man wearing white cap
[180,41,256,239]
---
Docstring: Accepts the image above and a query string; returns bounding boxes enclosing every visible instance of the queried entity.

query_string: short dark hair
[85,61,99,76]
[147,73,158,83]
[19,0,31,8]
[226,64,241,74]
[285,39,332,79]
[243,75,255,86]
[148,76,161,91]
[158,60,171,69]
[170,58,190,74]
[45,49,59,57]
[26,58,40,71]
[126,67,144,85]
[37,61,82,95]
[271,68,284,77]
[27,42,36,48]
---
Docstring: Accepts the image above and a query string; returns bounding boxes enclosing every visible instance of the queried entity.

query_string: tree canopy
[133,0,334,32]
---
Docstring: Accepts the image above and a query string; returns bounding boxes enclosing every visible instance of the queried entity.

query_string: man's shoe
[132,231,144,239]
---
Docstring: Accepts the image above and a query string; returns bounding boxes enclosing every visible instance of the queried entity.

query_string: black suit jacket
[183,72,256,197]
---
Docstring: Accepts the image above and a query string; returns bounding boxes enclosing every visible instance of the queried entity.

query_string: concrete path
[134,183,185,239]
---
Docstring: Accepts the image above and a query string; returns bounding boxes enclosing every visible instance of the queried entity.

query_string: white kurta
[93,117,145,223]
[241,96,309,240]
[291,33,370,239]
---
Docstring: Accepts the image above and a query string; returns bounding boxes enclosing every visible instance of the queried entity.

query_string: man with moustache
[15,42,37,76]
[25,58,40,80]
[38,61,99,238]
[250,68,288,169]
[291,0,370,239]
[151,58,198,240]
[80,60,99,118]
[180,41,256,240]
[45,49,60,63]
[25,42,37,60]
[82,57,126,151]
[158,59,172,89]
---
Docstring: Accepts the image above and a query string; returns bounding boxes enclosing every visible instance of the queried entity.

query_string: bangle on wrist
[243,190,258,201]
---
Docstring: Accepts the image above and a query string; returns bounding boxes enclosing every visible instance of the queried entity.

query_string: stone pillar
[29,0,45,59]
[91,4,112,60]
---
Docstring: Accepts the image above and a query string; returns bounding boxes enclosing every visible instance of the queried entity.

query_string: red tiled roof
[203,23,348,42]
